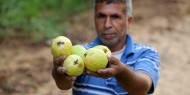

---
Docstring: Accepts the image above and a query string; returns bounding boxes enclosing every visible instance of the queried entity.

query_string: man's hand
[53,55,77,81]
[85,56,125,79]
[52,55,76,89]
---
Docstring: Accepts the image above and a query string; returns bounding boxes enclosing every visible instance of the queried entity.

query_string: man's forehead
[95,2,127,15]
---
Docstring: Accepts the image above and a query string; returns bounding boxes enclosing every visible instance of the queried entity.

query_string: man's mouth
[101,32,115,40]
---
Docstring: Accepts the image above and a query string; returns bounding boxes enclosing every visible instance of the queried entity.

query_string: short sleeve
[134,49,160,94]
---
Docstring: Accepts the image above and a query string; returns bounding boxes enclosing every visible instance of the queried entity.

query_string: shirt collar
[123,34,135,58]
[87,34,135,57]
[83,37,101,49]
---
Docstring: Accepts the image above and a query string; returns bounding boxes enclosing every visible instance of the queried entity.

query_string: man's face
[95,2,128,47]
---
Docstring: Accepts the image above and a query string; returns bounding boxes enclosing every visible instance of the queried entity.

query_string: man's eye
[112,15,120,19]
[97,14,106,18]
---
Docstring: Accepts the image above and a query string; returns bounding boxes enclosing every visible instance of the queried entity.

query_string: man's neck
[109,37,126,52]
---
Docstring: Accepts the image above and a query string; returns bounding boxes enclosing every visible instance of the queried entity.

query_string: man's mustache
[101,30,115,35]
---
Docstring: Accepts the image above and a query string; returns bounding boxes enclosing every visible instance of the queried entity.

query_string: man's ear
[128,16,134,25]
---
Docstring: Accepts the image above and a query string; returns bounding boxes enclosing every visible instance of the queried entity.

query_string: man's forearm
[52,68,74,90]
[115,64,152,95]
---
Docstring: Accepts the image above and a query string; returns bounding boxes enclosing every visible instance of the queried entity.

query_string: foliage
[0,0,92,43]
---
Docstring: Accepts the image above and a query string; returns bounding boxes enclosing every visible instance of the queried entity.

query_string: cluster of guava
[51,36,111,76]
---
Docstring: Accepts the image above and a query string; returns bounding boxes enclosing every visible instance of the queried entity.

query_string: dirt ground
[1,0,190,95]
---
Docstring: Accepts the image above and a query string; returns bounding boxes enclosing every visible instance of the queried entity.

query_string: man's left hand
[85,56,125,79]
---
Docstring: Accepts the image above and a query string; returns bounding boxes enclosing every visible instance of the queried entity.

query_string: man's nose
[104,17,112,29]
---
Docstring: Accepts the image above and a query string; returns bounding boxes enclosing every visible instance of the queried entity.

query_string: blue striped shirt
[73,34,160,95]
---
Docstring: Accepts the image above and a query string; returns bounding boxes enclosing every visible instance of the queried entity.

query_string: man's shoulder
[134,43,158,53]
[131,43,160,61]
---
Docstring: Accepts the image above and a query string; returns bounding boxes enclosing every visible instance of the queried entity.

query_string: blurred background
[0,0,190,95]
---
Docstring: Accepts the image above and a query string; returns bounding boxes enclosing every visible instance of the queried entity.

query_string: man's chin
[100,38,118,47]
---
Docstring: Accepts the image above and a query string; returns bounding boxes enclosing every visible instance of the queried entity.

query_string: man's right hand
[52,55,76,90]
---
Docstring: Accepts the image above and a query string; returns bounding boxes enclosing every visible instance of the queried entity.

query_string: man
[52,0,160,95]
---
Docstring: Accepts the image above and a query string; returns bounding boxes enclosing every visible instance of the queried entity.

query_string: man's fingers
[97,68,115,75]
[97,69,108,74]
[85,70,99,77]
[53,55,67,66]
[66,76,77,81]
[57,67,77,81]
[108,55,120,65]
[57,67,67,74]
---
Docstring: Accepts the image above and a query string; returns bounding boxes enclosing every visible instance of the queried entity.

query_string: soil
[1,0,190,95]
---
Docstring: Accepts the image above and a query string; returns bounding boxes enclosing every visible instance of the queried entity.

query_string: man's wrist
[114,63,126,78]
[114,63,134,79]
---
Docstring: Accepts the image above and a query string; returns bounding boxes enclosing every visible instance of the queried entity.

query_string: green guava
[63,54,85,76]
[94,45,111,57]
[71,45,87,58]
[83,48,108,72]
[51,36,72,58]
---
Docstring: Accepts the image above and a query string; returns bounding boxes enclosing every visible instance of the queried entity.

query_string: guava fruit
[83,48,108,72]
[94,45,111,57]
[71,45,87,58]
[51,36,72,58]
[63,54,85,76]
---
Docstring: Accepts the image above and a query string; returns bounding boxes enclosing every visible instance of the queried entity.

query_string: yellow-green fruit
[94,45,111,57]
[63,54,85,76]
[51,36,72,58]
[71,45,87,58]
[83,48,108,72]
